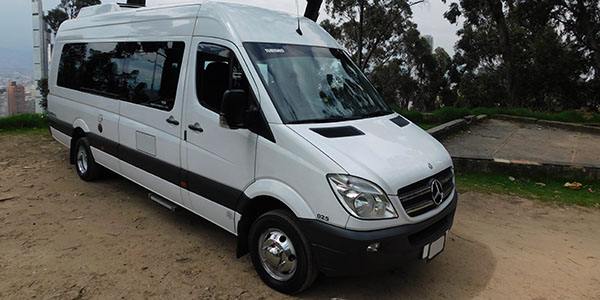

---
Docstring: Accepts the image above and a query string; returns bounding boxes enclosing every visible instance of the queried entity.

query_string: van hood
[287,114,453,195]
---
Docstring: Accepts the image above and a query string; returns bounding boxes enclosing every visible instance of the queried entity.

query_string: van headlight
[327,174,398,220]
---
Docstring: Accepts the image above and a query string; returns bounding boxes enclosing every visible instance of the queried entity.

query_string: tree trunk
[358,1,364,69]
[576,0,600,75]
[304,0,322,22]
[488,0,518,108]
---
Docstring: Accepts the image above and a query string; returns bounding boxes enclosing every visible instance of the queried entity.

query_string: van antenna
[295,0,303,35]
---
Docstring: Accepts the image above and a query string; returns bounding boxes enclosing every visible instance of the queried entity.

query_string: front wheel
[249,209,318,294]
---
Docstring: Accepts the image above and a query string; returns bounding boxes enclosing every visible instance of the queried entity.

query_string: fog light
[366,242,380,252]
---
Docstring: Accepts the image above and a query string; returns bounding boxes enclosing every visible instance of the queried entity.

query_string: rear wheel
[249,209,318,294]
[74,137,101,181]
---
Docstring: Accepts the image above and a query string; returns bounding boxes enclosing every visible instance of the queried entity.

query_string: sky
[1,0,461,55]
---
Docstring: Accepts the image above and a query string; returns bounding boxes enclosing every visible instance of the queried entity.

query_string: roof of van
[56,1,341,49]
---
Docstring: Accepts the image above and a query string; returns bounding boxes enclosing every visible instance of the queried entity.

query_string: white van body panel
[72,118,90,133]
[50,128,71,147]
[90,148,121,173]
[242,179,315,219]
[287,114,452,194]
[199,2,341,48]
[255,124,350,228]
[180,37,258,232]
[129,5,201,38]
[117,116,184,204]
[57,12,134,41]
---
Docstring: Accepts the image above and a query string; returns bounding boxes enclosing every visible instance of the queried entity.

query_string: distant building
[424,35,434,52]
[7,81,26,115]
[0,89,7,118]
[32,0,51,113]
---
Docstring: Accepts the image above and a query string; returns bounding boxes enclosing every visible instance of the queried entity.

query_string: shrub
[0,114,47,131]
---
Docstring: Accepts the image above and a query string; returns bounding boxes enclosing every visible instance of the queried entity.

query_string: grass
[0,114,47,132]
[456,171,600,208]
[391,106,600,125]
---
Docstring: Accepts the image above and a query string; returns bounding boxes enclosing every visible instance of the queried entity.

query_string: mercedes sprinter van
[48,1,457,294]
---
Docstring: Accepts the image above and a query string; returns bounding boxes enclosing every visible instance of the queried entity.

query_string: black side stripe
[187,172,243,211]
[88,133,119,157]
[116,141,180,186]
[47,114,73,137]
[48,120,242,211]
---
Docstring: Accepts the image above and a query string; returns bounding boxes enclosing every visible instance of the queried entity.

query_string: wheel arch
[236,179,315,258]
[69,119,90,164]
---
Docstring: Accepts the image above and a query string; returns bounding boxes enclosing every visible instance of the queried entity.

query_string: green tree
[321,0,456,110]
[443,0,593,110]
[322,0,422,71]
[44,8,68,34]
[443,0,518,107]
[60,0,102,19]
[553,0,600,76]
[37,78,49,111]
[45,0,101,35]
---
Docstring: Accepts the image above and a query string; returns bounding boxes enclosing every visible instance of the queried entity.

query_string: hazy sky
[1,0,461,53]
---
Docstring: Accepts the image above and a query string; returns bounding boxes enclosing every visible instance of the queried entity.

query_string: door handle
[188,122,204,132]
[166,116,180,125]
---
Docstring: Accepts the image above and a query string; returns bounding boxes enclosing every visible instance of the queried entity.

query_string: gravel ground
[1,130,599,300]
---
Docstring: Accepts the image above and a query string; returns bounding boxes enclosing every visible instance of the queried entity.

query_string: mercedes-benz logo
[430,179,444,205]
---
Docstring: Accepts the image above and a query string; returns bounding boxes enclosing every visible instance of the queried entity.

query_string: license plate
[422,231,447,261]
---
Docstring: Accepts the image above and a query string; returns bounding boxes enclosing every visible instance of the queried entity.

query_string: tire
[74,137,101,181]
[249,209,318,294]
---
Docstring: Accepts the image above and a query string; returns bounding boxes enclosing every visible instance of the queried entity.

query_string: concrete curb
[491,114,600,135]
[427,114,488,139]
[452,156,600,181]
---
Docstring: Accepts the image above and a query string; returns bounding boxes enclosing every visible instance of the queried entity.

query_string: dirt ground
[1,130,599,300]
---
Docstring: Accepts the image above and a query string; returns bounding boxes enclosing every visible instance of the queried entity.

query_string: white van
[48,1,457,294]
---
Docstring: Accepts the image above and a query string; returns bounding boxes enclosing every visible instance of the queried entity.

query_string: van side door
[117,41,188,206]
[181,39,259,233]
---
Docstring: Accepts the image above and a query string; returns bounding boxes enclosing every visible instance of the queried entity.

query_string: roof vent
[78,4,122,18]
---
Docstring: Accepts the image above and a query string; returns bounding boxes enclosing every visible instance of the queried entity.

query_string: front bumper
[299,192,457,276]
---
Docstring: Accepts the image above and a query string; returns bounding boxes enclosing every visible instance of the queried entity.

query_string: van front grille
[397,168,454,217]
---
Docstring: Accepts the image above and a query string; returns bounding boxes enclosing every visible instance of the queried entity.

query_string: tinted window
[57,43,88,92]
[57,41,184,111]
[124,42,184,111]
[196,44,250,113]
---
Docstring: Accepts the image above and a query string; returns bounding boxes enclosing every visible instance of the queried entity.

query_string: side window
[58,43,127,99]
[123,42,185,111]
[56,41,185,112]
[196,43,251,113]
[58,43,87,91]
[81,43,127,99]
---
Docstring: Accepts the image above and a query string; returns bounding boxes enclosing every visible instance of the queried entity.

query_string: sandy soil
[1,130,599,300]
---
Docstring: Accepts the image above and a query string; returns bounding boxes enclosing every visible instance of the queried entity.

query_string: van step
[148,192,178,212]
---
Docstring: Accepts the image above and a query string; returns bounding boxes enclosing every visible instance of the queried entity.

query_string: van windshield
[244,43,392,124]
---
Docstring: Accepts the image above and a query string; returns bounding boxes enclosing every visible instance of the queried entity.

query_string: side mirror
[220,89,248,129]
